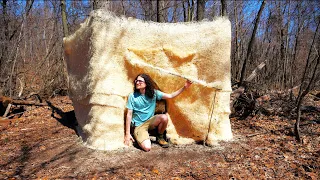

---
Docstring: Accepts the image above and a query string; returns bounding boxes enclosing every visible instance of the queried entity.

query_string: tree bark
[294,11,320,141]
[187,0,195,22]
[156,0,160,22]
[60,0,69,37]
[239,0,265,85]
[25,0,34,16]
[92,0,98,10]
[295,54,320,142]
[221,0,227,16]
[296,17,320,104]
[232,1,240,80]
[183,1,187,22]
[283,1,291,89]
[197,0,205,21]
[172,0,178,22]
[156,0,165,22]
[294,103,301,142]
[291,2,302,91]
[0,0,8,75]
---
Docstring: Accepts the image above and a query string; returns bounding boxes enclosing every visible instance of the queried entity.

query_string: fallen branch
[1,96,48,117]
[11,100,47,106]
[3,104,12,118]
[231,60,266,96]
[310,93,320,100]
[1,111,26,120]
[245,61,266,82]
[245,122,316,138]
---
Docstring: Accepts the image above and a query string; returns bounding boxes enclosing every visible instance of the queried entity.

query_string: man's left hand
[185,80,192,89]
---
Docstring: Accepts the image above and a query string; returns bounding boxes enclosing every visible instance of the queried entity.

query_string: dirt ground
[0,96,319,179]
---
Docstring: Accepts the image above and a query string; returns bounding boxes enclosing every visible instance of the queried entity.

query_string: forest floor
[0,94,319,180]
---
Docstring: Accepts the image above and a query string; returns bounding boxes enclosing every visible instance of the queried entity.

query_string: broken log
[0,96,47,107]
[1,96,48,117]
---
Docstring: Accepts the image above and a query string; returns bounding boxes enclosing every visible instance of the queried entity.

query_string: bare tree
[295,54,320,142]
[239,0,266,86]
[60,0,69,37]
[294,16,320,142]
[0,0,8,73]
[2,0,34,117]
[290,1,303,94]
[4,0,33,95]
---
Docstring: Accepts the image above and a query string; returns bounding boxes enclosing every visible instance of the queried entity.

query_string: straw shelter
[63,10,233,150]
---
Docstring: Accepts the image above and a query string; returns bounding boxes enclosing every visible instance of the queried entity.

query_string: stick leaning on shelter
[125,51,223,90]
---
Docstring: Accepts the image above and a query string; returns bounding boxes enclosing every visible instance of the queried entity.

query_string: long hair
[134,73,157,99]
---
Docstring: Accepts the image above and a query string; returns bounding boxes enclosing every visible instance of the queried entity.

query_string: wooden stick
[11,100,48,106]
[125,53,223,90]
[2,103,12,118]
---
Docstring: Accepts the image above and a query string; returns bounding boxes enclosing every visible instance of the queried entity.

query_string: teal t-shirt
[126,90,163,127]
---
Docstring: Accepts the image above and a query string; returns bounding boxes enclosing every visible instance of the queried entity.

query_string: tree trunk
[172,0,178,22]
[211,0,216,17]
[221,0,227,16]
[232,1,240,80]
[140,0,154,21]
[156,0,160,22]
[92,0,106,10]
[239,0,265,85]
[294,103,301,142]
[197,0,205,21]
[295,54,320,142]
[92,0,98,10]
[187,0,195,22]
[296,17,320,104]
[60,0,69,37]
[149,0,156,22]
[121,0,126,15]
[283,1,291,89]
[25,0,34,16]
[156,0,165,22]
[0,0,8,74]
[183,1,187,22]
[291,2,302,92]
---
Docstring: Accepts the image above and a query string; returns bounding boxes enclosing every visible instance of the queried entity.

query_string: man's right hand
[124,134,135,146]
